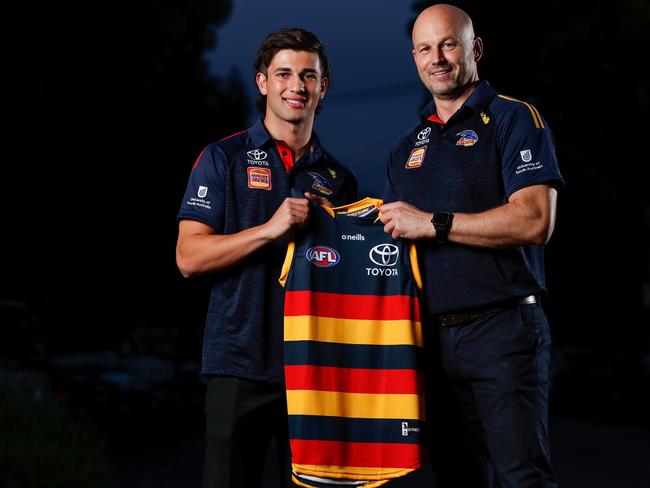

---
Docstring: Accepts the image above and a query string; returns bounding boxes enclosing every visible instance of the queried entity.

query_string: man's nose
[290,74,306,92]
[431,47,445,64]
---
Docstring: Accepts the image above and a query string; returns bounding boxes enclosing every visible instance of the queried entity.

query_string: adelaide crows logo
[306,246,340,267]
[307,171,334,196]
[456,130,478,146]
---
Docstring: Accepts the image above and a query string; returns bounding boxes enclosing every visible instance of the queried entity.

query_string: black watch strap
[431,211,454,243]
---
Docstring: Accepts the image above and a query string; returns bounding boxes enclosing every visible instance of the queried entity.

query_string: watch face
[435,212,451,226]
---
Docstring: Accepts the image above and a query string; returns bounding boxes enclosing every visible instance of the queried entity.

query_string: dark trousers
[425,302,559,488]
[203,376,292,488]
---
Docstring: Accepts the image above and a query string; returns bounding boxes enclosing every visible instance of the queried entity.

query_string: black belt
[437,295,538,328]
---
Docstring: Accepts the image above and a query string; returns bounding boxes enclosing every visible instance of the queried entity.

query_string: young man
[380,4,563,487]
[176,28,357,488]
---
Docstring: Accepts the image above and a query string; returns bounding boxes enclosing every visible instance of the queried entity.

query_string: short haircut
[254,27,330,113]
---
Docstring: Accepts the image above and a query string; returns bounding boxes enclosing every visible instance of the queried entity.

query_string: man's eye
[442,42,456,50]
[304,73,318,80]
[420,47,430,53]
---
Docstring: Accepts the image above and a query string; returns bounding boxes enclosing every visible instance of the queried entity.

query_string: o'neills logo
[306,246,340,267]
[247,167,271,190]
[341,233,365,241]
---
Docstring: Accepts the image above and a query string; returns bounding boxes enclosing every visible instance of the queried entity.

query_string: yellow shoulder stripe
[279,241,295,288]
[498,95,545,129]
[409,243,422,291]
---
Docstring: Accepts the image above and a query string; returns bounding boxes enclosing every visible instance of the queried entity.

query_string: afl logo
[369,244,399,266]
[306,246,340,267]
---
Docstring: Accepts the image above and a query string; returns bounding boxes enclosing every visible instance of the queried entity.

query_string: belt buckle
[439,311,470,327]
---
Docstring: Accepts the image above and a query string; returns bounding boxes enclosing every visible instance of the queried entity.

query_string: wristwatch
[431,211,454,243]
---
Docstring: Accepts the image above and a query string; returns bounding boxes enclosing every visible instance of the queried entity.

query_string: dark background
[1,1,648,486]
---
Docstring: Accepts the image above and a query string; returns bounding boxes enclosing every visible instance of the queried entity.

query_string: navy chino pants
[425,301,559,488]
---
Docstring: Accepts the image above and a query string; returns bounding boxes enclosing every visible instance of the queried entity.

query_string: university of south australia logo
[306,246,340,267]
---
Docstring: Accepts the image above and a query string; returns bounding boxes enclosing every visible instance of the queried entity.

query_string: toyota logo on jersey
[247,149,268,160]
[369,244,399,266]
[417,127,431,140]
[306,246,340,267]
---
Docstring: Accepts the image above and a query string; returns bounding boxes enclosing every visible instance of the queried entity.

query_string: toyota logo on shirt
[247,149,267,160]
[369,244,399,266]
[417,127,431,140]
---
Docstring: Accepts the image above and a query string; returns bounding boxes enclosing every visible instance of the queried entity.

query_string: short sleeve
[177,144,227,232]
[497,102,564,198]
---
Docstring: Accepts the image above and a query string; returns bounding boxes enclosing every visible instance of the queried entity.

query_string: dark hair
[254,27,331,113]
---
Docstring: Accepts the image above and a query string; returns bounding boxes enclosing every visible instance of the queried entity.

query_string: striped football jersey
[279,197,425,487]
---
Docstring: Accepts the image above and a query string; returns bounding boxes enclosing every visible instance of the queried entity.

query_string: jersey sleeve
[177,144,227,232]
[496,101,564,198]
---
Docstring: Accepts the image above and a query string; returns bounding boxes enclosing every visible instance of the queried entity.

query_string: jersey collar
[420,80,497,121]
[248,118,326,164]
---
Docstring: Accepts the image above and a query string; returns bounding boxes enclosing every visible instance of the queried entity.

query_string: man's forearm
[176,224,274,278]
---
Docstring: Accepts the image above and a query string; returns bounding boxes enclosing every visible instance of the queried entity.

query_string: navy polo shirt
[178,119,357,382]
[384,81,564,315]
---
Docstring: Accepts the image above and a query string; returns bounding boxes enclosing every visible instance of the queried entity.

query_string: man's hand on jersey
[379,201,435,240]
[304,192,333,207]
[263,197,310,240]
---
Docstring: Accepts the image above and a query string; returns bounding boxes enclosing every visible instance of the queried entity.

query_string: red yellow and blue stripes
[284,287,424,485]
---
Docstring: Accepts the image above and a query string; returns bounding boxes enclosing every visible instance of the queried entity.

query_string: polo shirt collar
[248,118,325,163]
[248,118,272,148]
[420,80,497,121]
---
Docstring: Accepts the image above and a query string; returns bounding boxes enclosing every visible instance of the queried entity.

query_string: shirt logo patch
[307,171,333,196]
[247,149,267,160]
[247,167,272,190]
[415,127,430,147]
[197,186,208,198]
[456,130,478,146]
[405,147,427,169]
[520,149,532,162]
[480,112,490,125]
[306,246,340,267]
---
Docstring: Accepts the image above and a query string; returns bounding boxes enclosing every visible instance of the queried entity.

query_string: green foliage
[0,386,109,488]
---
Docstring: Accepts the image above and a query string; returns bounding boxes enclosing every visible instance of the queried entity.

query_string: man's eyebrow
[273,66,292,73]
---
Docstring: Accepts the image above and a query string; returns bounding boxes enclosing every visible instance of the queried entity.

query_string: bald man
[381,4,563,487]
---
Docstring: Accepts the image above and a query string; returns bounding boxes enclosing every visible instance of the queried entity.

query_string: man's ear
[319,77,329,100]
[256,72,268,95]
[473,37,483,62]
